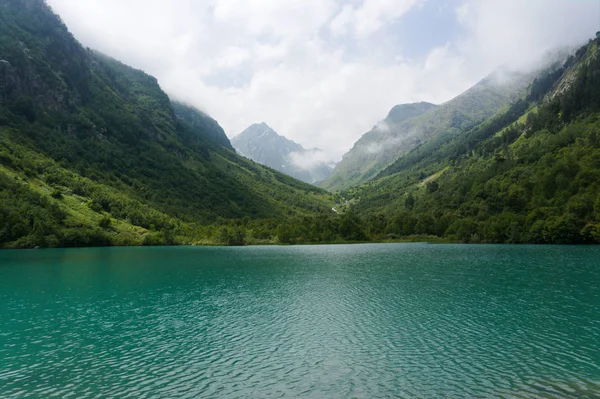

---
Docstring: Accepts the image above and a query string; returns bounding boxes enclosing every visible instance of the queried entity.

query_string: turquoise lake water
[1,244,599,398]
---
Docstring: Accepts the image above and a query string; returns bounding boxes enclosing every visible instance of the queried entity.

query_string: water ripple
[0,244,599,398]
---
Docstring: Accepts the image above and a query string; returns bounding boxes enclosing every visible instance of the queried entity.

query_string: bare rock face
[0,0,93,114]
[0,47,70,113]
[0,60,11,105]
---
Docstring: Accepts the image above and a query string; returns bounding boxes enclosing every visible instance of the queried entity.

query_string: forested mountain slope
[322,73,530,191]
[0,0,333,248]
[343,37,600,244]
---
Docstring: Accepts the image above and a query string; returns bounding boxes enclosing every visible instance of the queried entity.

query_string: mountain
[231,122,333,183]
[385,102,438,124]
[2,0,599,247]
[0,0,334,248]
[321,72,531,191]
[339,36,600,244]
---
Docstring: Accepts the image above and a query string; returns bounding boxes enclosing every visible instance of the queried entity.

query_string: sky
[47,0,600,162]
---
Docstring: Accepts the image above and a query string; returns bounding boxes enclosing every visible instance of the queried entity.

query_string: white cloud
[374,120,392,133]
[289,149,333,170]
[213,0,335,38]
[455,0,600,71]
[46,0,600,163]
[331,0,421,38]
[455,3,470,26]
[214,47,251,69]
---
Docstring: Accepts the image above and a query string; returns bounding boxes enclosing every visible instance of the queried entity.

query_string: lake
[1,244,599,398]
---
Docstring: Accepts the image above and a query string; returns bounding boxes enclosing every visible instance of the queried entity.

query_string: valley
[1,0,599,247]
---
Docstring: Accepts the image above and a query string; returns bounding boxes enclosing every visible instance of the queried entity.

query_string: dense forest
[1,0,599,247]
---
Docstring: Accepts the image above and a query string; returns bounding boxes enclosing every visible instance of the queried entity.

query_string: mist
[47,0,600,163]
[288,149,335,171]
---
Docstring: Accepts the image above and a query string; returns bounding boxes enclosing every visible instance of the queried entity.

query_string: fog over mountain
[232,123,334,184]
[46,0,600,164]
[321,67,533,190]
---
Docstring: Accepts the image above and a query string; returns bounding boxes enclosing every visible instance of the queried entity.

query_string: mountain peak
[385,102,438,124]
[231,123,333,184]
[251,121,271,129]
[237,122,279,140]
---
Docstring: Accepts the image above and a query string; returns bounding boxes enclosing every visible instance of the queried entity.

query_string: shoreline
[5,237,600,250]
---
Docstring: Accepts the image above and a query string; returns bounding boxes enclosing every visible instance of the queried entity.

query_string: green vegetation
[0,0,337,248]
[1,0,599,248]
[341,37,600,244]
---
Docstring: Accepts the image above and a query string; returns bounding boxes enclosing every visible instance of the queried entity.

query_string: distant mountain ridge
[321,71,531,191]
[231,123,333,184]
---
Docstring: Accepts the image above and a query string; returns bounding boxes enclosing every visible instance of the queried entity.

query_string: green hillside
[0,0,333,248]
[342,37,600,244]
[321,72,531,191]
[2,0,599,248]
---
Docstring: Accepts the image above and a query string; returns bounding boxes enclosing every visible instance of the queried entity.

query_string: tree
[98,215,111,229]
[276,223,293,244]
[426,181,439,193]
[50,189,63,199]
[338,213,366,241]
[405,193,415,210]
[9,96,36,122]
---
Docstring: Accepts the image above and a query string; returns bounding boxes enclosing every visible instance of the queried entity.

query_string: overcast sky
[47,0,599,162]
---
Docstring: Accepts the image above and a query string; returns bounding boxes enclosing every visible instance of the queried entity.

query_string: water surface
[1,244,599,398]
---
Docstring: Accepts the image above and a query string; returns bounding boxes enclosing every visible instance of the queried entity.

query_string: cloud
[455,0,600,71]
[214,46,251,69]
[47,0,600,163]
[455,3,469,26]
[213,0,335,39]
[330,0,420,38]
[363,129,417,155]
[288,149,333,170]
[373,120,392,134]
[365,142,385,155]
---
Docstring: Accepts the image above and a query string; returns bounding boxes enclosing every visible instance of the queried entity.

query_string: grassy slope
[0,128,333,248]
